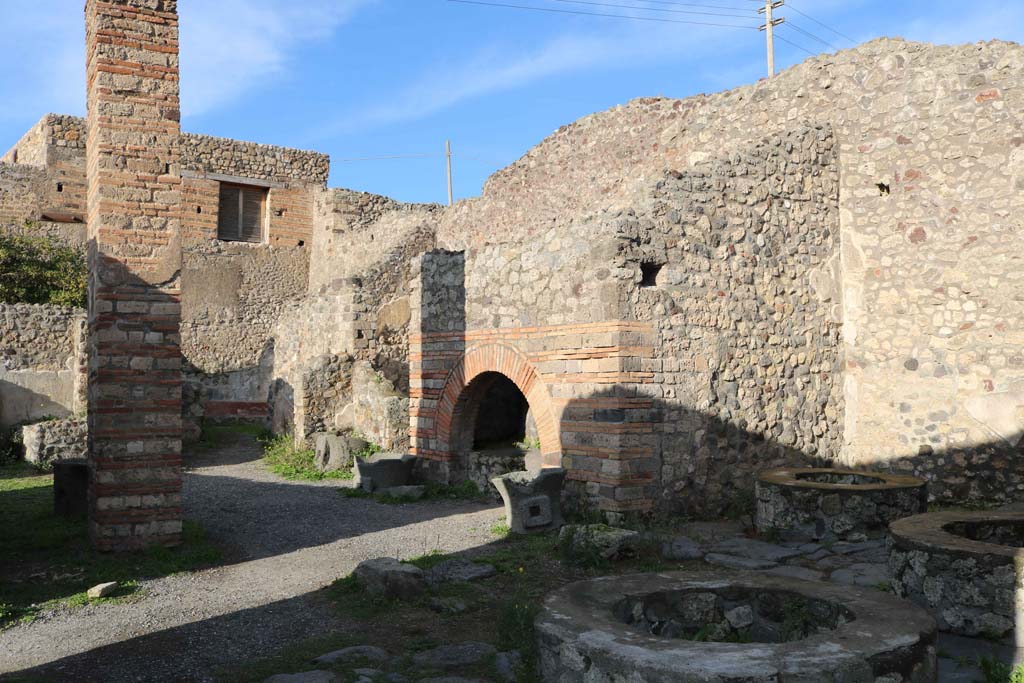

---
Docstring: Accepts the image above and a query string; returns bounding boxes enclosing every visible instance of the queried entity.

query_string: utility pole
[445,140,454,207]
[759,0,785,77]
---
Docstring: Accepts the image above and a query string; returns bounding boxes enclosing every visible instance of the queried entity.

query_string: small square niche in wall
[640,262,663,288]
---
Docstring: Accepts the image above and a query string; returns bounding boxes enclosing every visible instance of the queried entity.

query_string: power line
[333,153,444,163]
[785,1,856,43]
[447,0,761,28]
[637,0,759,10]
[781,19,837,49]
[549,0,758,19]
[773,32,815,56]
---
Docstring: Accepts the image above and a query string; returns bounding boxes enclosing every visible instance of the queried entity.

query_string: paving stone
[829,563,889,587]
[264,672,339,683]
[429,597,468,614]
[494,651,522,682]
[661,537,705,561]
[831,540,885,555]
[354,669,383,677]
[424,559,497,587]
[846,545,890,564]
[559,525,639,560]
[709,537,805,562]
[806,548,832,562]
[412,642,497,669]
[704,553,777,570]
[313,645,389,665]
[764,565,825,582]
[417,678,490,683]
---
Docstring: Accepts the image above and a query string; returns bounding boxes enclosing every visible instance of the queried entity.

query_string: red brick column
[85,0,183,550]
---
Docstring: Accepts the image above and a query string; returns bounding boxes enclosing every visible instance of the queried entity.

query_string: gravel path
[0,435,503,683]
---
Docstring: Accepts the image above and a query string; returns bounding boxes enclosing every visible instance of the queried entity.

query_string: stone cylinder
[755,467,927,541]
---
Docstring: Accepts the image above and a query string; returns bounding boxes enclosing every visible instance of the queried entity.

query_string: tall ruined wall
[0,303,86,427]
[179,242,307,429]
[436,38,1024,505]
[622,125,843,513]
[1,114,85,167]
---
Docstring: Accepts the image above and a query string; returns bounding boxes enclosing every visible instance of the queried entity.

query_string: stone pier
[85,0,184,550]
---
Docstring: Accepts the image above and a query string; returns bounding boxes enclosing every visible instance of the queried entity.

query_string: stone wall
[0,303,86,427]
[432,38,1024,506]
[181,133,328,185]
[179,241,307,431]
[629,125,844,513]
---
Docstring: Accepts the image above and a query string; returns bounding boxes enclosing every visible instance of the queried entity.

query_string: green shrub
[0,229,86,307]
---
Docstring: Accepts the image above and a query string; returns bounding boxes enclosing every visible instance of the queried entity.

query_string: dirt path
[0,436,503,683]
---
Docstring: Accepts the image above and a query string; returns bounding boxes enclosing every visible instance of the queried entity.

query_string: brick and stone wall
[0,303,86,427]
[179,241,307,432]
[431,38,1024,507]
[85,0,184,550]
[22,416,88,469]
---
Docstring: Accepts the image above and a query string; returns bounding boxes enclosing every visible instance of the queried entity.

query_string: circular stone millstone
[536,571,937,683]
[890,511,1024,638]
[755,467,927,541]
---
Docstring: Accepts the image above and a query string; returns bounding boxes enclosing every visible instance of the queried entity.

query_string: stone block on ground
[558,524,640,560]
[86,582,118,599]
[353,558,425,600]
[491,468,566,534]
[315,432,369,473]
[313,645,389,665]
[764,565,825,582]
[412,642,497,669]
[354,453,416,492]
[264,672,339,683]
[661,537,705,561]
[424,559,497,587]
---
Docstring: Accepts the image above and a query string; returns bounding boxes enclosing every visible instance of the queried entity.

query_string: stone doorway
[450,371,541,495]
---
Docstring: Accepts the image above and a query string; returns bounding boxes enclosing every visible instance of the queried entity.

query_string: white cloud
[313,17,759,139]
[180,0,373,117]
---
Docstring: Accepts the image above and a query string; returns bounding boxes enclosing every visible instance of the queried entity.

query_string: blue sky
[0,0,1021,204]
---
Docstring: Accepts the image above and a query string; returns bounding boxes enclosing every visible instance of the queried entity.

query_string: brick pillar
[85,0,183,550]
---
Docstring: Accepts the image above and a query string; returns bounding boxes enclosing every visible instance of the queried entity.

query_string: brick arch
[435,343,561,466]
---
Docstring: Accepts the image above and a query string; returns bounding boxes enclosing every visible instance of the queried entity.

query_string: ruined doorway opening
[451,371,540,496]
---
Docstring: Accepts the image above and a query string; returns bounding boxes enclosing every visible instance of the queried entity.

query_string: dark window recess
[640,262,663,287]
[196,206,202,214]
[217,183,266,243]
[56,182,64,193]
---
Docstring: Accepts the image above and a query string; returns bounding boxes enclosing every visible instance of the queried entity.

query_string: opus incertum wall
[85,0,184,550]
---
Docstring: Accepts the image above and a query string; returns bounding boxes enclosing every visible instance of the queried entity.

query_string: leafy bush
[0,229,86,307]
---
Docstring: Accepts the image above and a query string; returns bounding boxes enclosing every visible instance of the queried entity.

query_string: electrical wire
[333,153,445,163]
[784,1,857,43]
[549,0,758,19]
[773,32,816,56]
[637,0,759,10]
[447,0,761,28]
[781,20,838,49]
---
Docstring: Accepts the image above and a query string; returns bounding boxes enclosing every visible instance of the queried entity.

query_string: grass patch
[262,434,353,481]
[0,463,223,629]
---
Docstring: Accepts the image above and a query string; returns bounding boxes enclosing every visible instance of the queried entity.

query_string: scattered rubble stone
[264,672,339,683]
[314,432,368,472]
[558,524,639,560]
[709,537,805,562]
[703,553,777,570]
[493,651,522,682]
[354,454,416,492]
[313,645,390,665]
[660,537,704,561]
[411,642,497,669]
[423,559,497,587]
[353,558,426,600]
